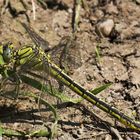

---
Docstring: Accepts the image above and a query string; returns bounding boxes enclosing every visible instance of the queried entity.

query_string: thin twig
[31,0,36,20]
[110,127,123,140]
[73,0,81,32]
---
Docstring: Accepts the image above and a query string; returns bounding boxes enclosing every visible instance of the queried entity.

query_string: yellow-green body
[12,45,140,131]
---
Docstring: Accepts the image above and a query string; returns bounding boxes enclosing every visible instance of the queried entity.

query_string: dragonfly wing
[21,22,50,52]
[50,36,82,73]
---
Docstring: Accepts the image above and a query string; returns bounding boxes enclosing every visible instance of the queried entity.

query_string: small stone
[136,0,140,4]
[90,9,104,22]
[106,96,113,103]
[68,8,73,14]
[95,19,115,37]
[0,74,2,80]
[106,2,118,14]
[105,134,112,140]
[92,0,99,6]
[95,9,104,19]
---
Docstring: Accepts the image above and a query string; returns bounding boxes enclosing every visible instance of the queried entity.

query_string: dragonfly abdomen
[46,59,140,131]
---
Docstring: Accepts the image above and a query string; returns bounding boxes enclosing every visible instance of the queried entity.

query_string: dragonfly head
[3,42,14,63]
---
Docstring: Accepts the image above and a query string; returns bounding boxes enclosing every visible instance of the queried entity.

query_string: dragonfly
[14,41,140,131]
[0,24,140,133]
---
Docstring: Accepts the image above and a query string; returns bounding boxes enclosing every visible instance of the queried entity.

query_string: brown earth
[0,0,140,139]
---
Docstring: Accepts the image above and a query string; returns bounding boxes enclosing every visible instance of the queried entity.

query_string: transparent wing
[50,36,82,73]
[21,22,50,52]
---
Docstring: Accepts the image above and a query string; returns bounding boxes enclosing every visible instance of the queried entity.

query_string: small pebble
[0,74,2,80]
[90,9,104,22]
[136,0,140,4]
[106,2,118,14]
[105,134,112,140]
[96,19,115,37]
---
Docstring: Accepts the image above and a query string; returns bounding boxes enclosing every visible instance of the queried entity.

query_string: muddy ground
[0,0,140,139]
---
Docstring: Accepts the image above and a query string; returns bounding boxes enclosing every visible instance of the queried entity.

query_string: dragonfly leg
[6,69,22,99]
[13,73,22,99]
[0,74,20,99]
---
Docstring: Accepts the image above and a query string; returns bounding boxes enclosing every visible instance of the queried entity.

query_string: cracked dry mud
[0,0,140,139]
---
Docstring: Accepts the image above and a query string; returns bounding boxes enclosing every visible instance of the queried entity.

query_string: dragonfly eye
[3,42,13,63]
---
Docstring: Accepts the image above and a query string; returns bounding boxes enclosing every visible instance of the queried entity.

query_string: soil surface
[0,0,140,139]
